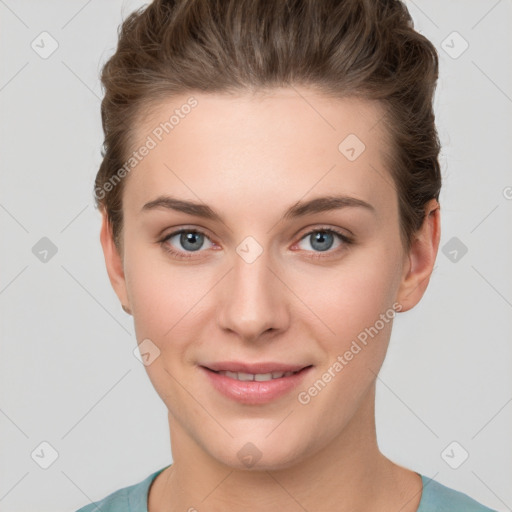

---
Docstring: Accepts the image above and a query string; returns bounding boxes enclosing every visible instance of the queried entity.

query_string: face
[101,87,437,470]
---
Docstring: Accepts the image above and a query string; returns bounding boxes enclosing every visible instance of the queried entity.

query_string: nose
[216,247,290,342]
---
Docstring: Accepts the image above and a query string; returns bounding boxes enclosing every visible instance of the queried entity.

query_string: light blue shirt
[75,466,497,511]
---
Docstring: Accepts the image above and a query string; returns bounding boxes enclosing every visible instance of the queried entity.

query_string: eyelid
[159,225,218,248]
[295,224,353,242]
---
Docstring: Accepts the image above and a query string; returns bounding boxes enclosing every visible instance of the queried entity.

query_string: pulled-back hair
[94,0,441,252]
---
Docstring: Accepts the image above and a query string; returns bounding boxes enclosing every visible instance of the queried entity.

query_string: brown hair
[94,0,441,252]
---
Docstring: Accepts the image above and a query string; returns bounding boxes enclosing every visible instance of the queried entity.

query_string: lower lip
[200,366,313,405]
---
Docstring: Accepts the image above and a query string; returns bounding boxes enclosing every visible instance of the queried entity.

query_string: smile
[214,370,301,381]
[200,365,313,404]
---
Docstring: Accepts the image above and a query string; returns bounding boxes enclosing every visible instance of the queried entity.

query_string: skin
[100,87,440,512]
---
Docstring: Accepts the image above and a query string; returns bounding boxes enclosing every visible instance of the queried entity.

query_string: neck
[150,383,422,512]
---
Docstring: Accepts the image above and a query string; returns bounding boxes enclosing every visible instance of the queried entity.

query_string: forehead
[123,87,395,218]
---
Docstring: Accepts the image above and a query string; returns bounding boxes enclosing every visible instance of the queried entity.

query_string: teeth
[217,370,296,381]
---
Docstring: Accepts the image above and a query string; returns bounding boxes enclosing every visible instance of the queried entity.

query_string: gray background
[0,1,511,511]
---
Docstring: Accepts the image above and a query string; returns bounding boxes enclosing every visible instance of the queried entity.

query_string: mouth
[201,360,311,374]
[202,366,311,382]
[199,363,314,404]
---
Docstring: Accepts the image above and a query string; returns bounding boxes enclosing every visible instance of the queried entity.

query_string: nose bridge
[217,239,288,339]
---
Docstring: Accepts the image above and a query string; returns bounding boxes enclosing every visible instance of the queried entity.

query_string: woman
[77,0,497,510]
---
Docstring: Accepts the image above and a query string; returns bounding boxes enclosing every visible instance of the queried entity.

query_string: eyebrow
[141,194,376,222]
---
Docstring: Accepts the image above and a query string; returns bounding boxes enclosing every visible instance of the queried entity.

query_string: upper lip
[201,361,311,374]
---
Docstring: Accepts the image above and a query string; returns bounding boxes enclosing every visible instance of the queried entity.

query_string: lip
[202,361,309,374]
[199,364,313,405]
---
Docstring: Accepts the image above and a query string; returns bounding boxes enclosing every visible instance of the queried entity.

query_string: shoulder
[74,466,168,512]
[417,474,497,512]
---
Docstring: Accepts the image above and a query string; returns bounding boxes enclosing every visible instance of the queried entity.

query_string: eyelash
[159,226,354,260]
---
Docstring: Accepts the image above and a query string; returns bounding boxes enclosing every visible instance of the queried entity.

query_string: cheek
[125,255,206,403]
[129,268,206,344]
[124,221,403,346]
[297,248,401,344]
[292,251,401,420]
[122,238,192,343]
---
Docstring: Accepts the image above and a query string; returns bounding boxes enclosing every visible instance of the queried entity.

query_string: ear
[396,198,441,312]
[99,209,130,313]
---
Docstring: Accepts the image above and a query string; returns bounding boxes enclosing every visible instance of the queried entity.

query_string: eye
[294,227,353,257]
[160,228,215,259]
[159,226,353,261]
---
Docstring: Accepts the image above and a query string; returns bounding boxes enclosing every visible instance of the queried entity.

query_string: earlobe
[99,210,130,311]
[396,199,441,312]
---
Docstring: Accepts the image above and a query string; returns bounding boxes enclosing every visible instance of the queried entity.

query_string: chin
[206,434,311,472]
